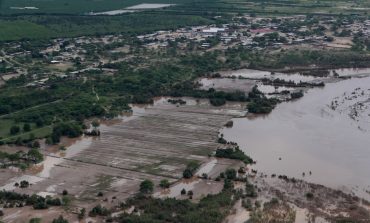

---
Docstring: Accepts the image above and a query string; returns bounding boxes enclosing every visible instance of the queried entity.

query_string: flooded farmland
[222,72,370,199]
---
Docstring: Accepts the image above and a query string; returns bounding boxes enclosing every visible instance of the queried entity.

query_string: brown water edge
[222,75,370,200]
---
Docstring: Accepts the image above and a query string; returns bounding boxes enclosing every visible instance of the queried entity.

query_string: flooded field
[89,3,174,15]
[220,68,323,83]
[223,74,370,199]
[198,78,256,93]
[125,3,174,9]
[0,97,245,211]
[219,68,370,83]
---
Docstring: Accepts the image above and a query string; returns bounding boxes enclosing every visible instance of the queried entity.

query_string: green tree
[140,179,154,194]
[27,148,43,163]
[10,126,20,135]
[23,123,31,132]
[225,169,237,180]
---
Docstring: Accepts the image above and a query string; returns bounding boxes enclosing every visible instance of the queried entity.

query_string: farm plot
[1,99,245,205]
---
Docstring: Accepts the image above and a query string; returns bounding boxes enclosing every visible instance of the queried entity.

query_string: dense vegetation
[247,86,278,114]
[0,191,62,209]
[0,148,43,169]
[0,13,212,41]
[215,147,253,164]
[118,185,237,223]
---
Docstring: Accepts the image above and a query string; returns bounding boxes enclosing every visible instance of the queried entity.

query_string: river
[222,73,370,199]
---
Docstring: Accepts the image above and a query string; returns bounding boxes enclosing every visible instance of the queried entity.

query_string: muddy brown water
[222,74,370,200]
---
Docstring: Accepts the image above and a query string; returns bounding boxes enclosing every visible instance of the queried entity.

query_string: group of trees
[50,122,83,144]
[119,182,236,223]
[139,179,170,195]
[215,147,253,164]
[247,86,278,114]
[0,148,43,169]
[0,191,62,210]
[182,161,200,179]
[9,123,31,135]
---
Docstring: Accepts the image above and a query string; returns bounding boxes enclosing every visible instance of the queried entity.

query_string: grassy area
[0,13,212,41]
[0,119,52,143]
[0,20,55,41]
[0,119,13,137]
[2,125,52,142]
[0,0,201,14]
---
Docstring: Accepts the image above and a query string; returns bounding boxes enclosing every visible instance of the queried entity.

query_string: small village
[1,14,370,88]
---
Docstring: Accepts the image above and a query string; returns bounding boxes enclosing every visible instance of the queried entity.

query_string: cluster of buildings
[136,15,370,51]
[1,14,370,89]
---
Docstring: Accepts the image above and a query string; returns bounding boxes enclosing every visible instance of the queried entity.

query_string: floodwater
[198,77,256,93]
[88,9,134,15]
[126,3,174,9]
[256,84,297,95]
[222,75,370,199]
[220,69,321,83]
[220,68,370,83]
[333,68,370,77]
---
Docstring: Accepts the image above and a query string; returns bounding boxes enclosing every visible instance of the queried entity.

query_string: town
[1,14,370,89]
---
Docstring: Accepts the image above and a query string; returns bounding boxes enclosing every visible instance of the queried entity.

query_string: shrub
[291,91,304,99]
[52,216,68,223]
[159,179,170,189]
[210,98,226,106]
[305,192,314,199]
[20,180,29,188]
[29,218,42,223]
[89,204,109,217]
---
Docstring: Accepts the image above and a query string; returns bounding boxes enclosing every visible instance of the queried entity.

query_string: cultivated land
[0,99,246,221]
